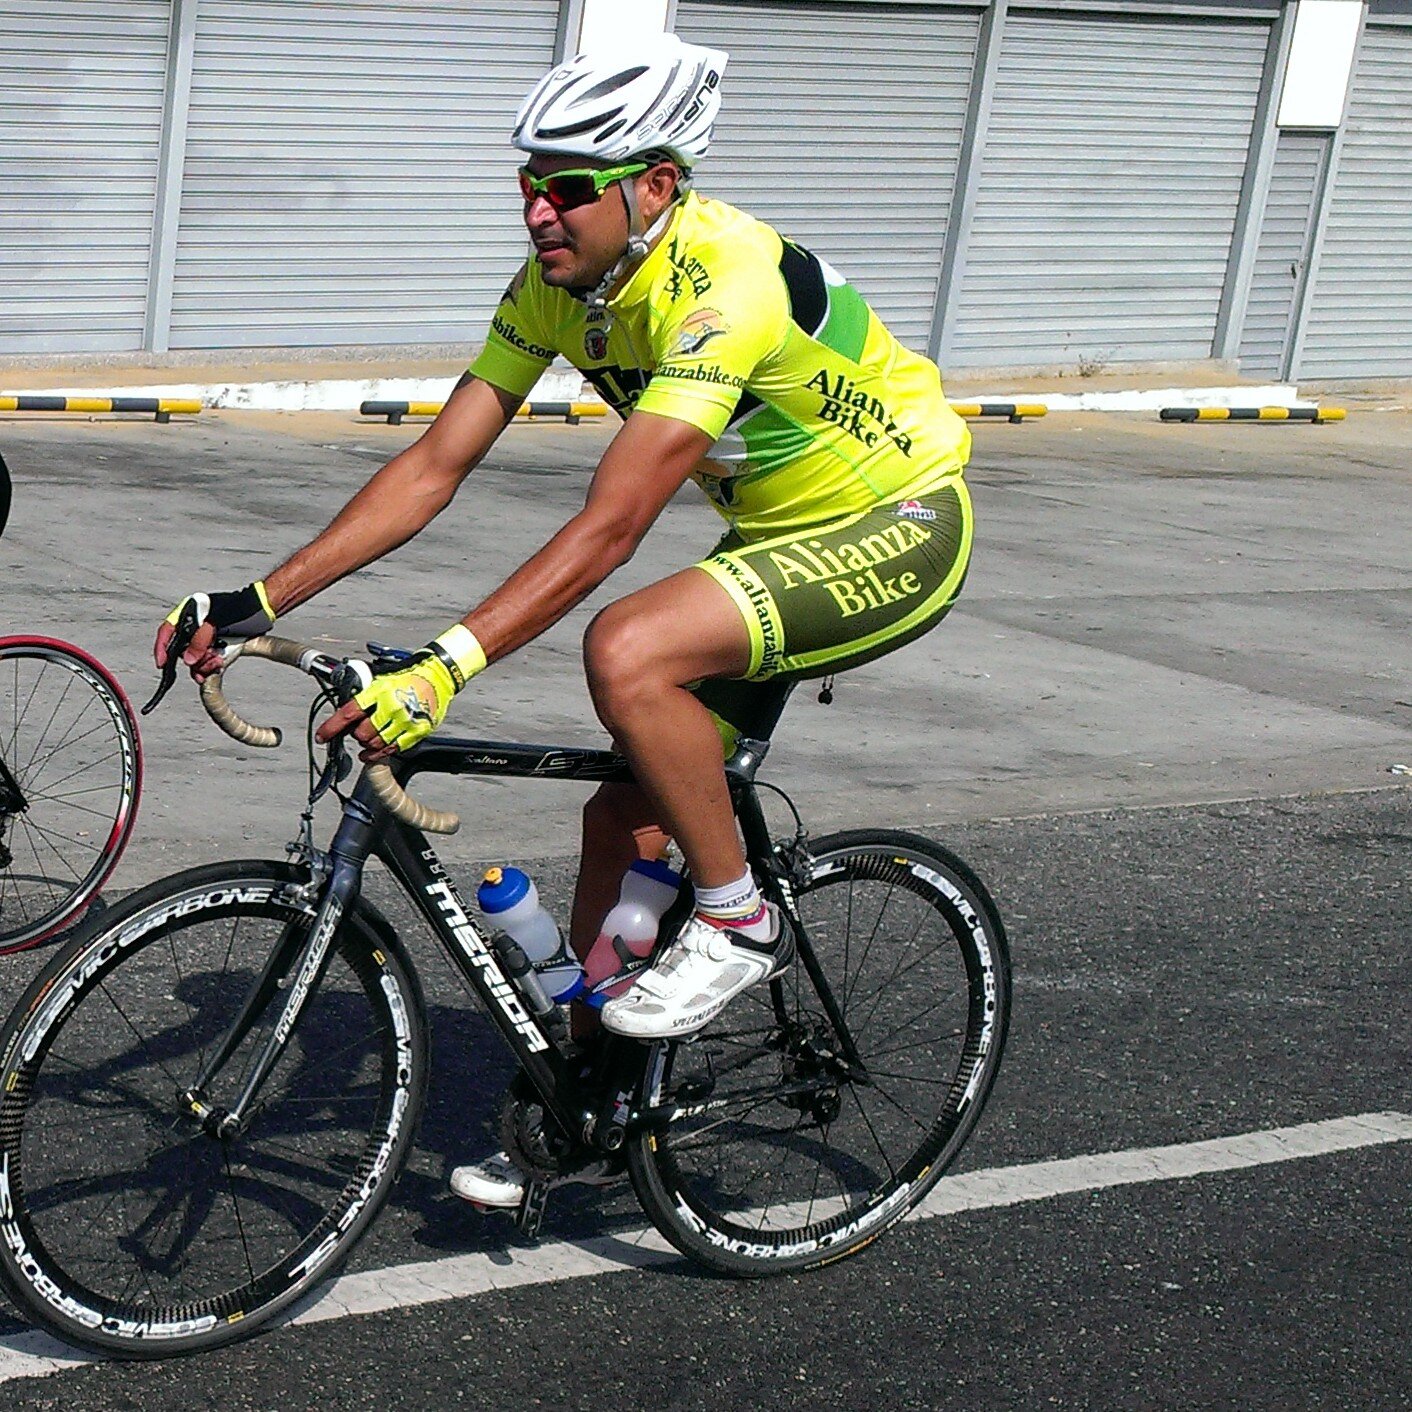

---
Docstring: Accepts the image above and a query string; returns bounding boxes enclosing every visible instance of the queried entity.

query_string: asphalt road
[0,402,1409,1408]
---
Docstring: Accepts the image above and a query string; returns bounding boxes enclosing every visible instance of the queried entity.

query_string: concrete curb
[964,383,1302,413]
[2,367,584,413]
[3,373,1311,416]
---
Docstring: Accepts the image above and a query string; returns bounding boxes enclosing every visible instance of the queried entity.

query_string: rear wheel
[0,637,141,953]
[0,861,427,1357]
[629,829,1010,1275]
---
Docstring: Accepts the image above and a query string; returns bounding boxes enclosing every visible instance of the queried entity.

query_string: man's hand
[316,624,486,761]
[153,582,276,684]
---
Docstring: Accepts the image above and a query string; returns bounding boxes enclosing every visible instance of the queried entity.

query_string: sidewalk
[0,352,1375,415]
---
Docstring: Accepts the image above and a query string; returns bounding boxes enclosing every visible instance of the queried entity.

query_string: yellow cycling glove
[353,624,487,753]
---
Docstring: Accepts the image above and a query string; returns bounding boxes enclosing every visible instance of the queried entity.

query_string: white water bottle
[582,858,684,1007]
[475,866,585,1003]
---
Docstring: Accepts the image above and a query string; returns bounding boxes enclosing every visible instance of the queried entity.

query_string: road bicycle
[0,635,142,954]
[0,635,1009,1358]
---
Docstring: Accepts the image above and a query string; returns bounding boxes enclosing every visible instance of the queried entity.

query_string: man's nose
[524,194,559,229]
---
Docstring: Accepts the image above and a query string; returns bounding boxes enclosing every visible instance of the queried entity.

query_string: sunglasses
[517,161,650,212]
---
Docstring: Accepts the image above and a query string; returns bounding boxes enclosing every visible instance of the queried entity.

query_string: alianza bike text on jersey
[470,192,972,538]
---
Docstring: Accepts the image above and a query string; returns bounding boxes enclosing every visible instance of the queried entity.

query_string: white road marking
[1,1110,1408,1383]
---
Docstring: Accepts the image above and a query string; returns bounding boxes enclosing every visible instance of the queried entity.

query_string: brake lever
[365,641,415,675]
[309,732,352,805]
[142,599,202,715]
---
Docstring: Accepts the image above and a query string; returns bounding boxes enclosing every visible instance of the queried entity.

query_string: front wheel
[628,829,1010,1276]
[0,637,142,953]
[0,861,428,1358]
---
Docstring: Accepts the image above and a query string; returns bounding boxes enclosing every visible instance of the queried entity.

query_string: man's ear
[641,163,683,221]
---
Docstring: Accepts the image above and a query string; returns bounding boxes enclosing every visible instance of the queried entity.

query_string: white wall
[575,0,671,53]
[1278,0,1364,128]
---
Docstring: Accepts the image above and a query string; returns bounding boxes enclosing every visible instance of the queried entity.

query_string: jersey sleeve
[468,263,559,398]
[634,263,786,440]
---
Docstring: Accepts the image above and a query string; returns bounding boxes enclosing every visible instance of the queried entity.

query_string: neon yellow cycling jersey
[470,192,971,538]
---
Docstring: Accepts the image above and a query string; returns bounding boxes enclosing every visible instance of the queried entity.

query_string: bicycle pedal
[515,1176,550,1240]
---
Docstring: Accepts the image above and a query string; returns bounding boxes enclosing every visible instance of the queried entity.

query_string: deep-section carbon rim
[629,830,1010,1274]
[0,639,142,953]
[0,864,424,1357]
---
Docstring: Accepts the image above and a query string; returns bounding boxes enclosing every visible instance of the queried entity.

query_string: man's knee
[584,605,665,720]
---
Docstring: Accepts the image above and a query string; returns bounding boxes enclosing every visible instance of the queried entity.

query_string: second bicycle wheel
[0,861,428,1358]
[0,637,142,953]
[628,829,1010,1275]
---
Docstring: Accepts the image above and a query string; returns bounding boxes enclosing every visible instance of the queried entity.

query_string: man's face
[521,155,633,291]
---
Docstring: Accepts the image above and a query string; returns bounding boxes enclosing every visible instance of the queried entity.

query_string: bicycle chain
[498,1075,578,1181]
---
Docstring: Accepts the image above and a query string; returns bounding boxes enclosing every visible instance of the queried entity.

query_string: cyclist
[154,33,973,1207]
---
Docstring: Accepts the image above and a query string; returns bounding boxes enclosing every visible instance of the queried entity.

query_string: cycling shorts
[691,480,971,748]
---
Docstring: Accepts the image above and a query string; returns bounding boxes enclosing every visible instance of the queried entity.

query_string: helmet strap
[578,177,681,309]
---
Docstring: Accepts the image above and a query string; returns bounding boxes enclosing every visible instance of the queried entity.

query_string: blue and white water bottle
[475,866,585,1003]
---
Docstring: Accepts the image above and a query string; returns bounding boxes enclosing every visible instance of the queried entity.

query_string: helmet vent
[537,109,624,141]
[581,67,648,102]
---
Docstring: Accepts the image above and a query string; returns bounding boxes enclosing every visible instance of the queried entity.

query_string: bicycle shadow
[0,955,891,1347]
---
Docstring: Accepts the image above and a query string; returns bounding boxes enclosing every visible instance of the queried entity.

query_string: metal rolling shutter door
[948,9,1268,369]
[0,2,169,355]
[1238,132,1328,381]
[170,0,559,350]
[673,1,982,352]
[1297,22,1412,380]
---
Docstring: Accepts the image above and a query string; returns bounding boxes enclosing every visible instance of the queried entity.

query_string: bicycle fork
[181,826,365,1141]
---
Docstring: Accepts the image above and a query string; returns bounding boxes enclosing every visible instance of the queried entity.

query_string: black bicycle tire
[0,637,143,954]
[627,828,1011,1277]
[0,860,428,1358]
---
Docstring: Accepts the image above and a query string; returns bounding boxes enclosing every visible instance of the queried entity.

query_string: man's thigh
[695,481,972,681]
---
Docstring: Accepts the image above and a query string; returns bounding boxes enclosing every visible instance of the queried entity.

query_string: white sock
[694,870,772,940]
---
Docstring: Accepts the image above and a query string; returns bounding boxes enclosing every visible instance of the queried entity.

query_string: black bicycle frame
[187,728,859,1146]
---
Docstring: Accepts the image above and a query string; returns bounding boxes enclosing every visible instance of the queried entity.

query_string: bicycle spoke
[222,1148,258,1287]
[840,882,896,1014]
[846,1084,901,1184]
[97,979,196,1097]
[17,672,78,778]
[21,790,120,826]
[854,1074,934,1141]
[862,1006,967,1061]
[24,716,119,788]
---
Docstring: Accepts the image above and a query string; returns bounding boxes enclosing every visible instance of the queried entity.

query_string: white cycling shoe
[600,904,793,1040]
[449,1150,625,1208]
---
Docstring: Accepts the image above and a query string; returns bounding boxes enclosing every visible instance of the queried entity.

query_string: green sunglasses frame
[517,161,651,209]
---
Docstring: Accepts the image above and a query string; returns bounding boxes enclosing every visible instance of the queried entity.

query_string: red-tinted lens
[519,169,601,212]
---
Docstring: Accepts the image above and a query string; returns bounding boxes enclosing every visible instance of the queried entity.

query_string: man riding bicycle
[155,34,973,1208]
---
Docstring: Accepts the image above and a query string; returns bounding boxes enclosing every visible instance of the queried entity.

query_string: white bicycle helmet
[513,34,728,170]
